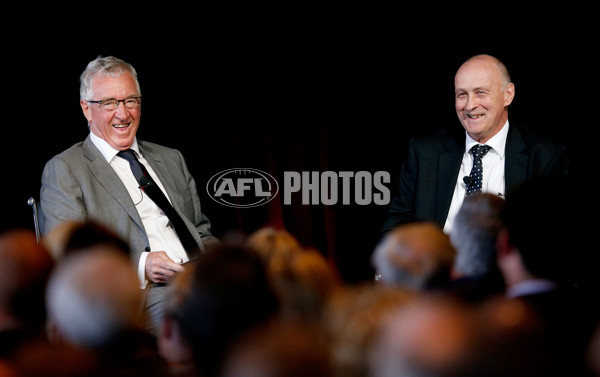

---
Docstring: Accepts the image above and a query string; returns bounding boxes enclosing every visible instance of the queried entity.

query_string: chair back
[27,197,43,243]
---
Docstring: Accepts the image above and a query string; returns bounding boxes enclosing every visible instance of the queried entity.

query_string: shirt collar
[89,132,139,163]
[506,278,559,299]
[465,120,509,159]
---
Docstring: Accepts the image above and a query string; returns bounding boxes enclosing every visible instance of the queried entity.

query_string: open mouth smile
[113,123,131,130]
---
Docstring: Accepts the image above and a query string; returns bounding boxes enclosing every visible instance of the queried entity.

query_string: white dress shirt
[89,132,189,288]
[443,120,509,233]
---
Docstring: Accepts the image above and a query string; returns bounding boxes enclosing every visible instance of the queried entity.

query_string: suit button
[145,247,150,251]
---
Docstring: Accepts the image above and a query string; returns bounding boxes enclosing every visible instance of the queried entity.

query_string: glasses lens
[93,98,141,110]
[124,98,141,108]
[100,100,118,110]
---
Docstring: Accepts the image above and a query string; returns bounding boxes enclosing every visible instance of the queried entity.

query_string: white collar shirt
[506,279,559,299]
[89,132,188,288]
[443,120,509,233]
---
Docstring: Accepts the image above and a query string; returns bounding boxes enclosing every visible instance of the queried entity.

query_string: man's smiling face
[81,72,141,151]
[454,56,514,143]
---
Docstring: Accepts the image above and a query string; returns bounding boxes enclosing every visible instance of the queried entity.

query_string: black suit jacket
[513,285,597,376]
[382,123,569,233]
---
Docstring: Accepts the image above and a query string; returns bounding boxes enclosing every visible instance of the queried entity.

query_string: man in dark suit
[496,177,597,376]
[382,54,569,235]
[40,56,219,333]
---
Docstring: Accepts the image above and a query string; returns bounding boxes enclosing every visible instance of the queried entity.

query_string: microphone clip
[463,175,473,187]
[139,176,152,189]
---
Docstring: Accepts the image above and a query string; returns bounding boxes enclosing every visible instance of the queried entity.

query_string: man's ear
[80,100,92,123]
[46,318,64,344]
[159,314,174,339]
[496,228,513,259]
[503,83,515,107]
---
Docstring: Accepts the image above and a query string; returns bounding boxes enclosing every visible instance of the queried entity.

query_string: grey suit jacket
[40,135,219,265]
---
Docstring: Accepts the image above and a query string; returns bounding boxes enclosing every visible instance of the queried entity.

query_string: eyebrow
[455,86,489,94]
[96,94,141,101]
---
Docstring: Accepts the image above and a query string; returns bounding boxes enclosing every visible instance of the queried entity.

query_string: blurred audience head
[270,248,338,325]
[43,220,130,261]
[322,283,414,377]
[369,295,548,377]
[248,227,338,325]
[369,296,479,377]
[586,324,600,376]
[221,321,333,377]
[372,221,456,290]
[176,244,279,377]
[450,193,505,278]
[247,227,302,265]
[157,264,196,376]
[0,228,54,334]
[447,193,506,301]
[45,248,143,350]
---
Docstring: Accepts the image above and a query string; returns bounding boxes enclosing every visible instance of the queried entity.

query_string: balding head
[459,54,511,87]
[372,222,456,290]
[46,248,143,349]
[454,54,515,143]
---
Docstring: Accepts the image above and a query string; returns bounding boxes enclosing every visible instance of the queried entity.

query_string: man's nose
[114,101,130,117]
[465,93,479,110]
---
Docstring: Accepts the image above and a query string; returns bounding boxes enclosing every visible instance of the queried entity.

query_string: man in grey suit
[40,56,219,333]
[382,54,569,235]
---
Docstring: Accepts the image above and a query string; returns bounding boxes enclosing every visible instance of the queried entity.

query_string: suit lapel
[504,125,528,193]
[138,143,185,214]
[82,137,144,230]
[139,143,204,249]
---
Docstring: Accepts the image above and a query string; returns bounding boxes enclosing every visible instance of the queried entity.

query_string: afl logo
[206,168,279,208]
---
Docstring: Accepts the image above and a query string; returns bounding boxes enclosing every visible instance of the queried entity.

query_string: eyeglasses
[87,96,142,111]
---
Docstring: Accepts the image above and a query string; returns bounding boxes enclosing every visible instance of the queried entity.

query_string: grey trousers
[142,283,170,335]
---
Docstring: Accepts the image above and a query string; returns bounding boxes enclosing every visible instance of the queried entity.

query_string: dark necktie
[465,144,492,197]
[118,149,199,257]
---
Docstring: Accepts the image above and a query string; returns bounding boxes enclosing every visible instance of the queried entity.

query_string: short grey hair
[372,222,456,290]
[80,56,141,101]
[450,193,505,277]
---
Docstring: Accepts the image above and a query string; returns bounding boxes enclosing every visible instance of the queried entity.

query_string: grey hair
[372,222,456,290]
[46,248,143,349]
[80,56,141,100]
[450,193,505,277]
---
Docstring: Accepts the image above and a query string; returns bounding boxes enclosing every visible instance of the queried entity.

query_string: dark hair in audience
[63,221,130,256]
[176,244,279,377]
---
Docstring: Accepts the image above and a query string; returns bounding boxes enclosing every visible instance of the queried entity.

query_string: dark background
[3,17,596,283]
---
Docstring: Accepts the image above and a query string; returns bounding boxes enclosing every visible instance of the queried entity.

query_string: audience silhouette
[2,182,599,376]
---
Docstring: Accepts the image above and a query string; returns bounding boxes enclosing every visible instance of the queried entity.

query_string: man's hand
[145,251,185,284]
